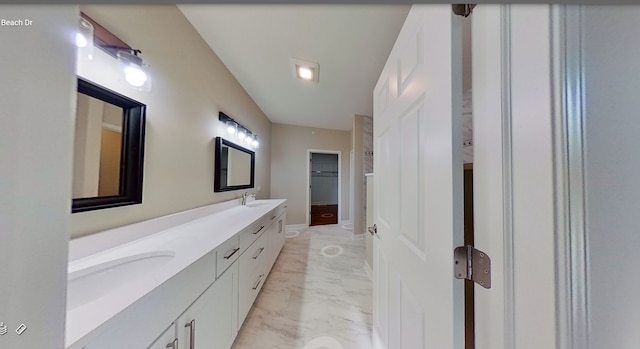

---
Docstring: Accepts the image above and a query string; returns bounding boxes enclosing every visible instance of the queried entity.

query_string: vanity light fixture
[291,58,319,83]
[79,12,152,92]
[219,112,259,149]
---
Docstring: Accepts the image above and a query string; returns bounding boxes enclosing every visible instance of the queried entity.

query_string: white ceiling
[178,4,411,131]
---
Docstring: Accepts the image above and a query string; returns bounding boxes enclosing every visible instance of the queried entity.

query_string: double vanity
[66,198,287,349]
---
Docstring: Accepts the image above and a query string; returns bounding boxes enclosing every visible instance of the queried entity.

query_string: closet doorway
[307,150,341,226]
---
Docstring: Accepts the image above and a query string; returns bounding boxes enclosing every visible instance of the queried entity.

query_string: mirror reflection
[214,137,255,192]
[72,93,124,199]
[220,144,252,187]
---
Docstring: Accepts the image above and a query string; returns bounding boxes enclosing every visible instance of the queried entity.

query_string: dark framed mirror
[72,77,146,213]
[214,137,255,192]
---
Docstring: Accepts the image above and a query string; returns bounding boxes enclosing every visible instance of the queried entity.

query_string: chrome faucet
[241,191,256,205]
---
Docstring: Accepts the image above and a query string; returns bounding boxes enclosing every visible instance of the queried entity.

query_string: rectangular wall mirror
[214,137,255,192]
[72,78,146,213]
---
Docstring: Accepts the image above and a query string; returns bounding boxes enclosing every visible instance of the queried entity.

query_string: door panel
[399,105,422,253]
[373,5,463,349]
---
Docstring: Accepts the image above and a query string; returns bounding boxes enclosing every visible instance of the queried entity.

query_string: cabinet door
[276,213,286,253]
[238,231,269,325]
[267,214,286,270]
[147,323,177,349]
[177,261,238,349]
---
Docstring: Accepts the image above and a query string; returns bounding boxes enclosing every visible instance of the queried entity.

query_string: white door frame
[473,4,581,348]
[306,149,342,227]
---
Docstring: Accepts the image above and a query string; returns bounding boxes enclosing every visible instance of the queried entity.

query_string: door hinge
[454,245,491,289]
[452,4,477,17]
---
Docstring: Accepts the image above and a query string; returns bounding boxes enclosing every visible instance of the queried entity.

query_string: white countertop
[65,199,285,348]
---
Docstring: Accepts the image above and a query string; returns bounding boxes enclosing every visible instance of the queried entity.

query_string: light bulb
[75,33,87,47]
[245,136,252,145]
[124,65,148,87]
[238,129,246,140]
[251,135,259,148]
[117,50,151,91]
[226,121,236,135]
[298,66,313,80]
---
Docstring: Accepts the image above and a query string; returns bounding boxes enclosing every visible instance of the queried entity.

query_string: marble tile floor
[231,225,372,349]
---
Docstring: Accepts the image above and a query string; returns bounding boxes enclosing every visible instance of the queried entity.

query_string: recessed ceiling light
[297,66,314,80]
[291,58,319,83]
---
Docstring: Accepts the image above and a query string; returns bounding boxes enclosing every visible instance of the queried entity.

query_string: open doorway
[308,151,340,226]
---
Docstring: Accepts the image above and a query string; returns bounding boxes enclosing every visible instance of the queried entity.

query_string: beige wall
[72,5,271,238]
[271,124,351,225]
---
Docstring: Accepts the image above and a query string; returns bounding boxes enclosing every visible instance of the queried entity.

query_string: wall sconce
[77,12,152,92]
[219,112,259,149]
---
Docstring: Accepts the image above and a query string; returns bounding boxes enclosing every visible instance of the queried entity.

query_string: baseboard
[364,261,373,280]
[340,220,352,226]
[286,224,307,231]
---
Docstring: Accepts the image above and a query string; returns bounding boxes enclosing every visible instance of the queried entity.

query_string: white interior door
[372,5,464,349]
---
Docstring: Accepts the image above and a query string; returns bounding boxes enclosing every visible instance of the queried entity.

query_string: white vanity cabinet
[67,200,287,349]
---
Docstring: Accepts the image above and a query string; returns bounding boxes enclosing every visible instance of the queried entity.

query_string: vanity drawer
[239,230,269,276]
[273,201,288,220]
[238,231,269,324]
[216,235,240,278]
[239,217,269,252]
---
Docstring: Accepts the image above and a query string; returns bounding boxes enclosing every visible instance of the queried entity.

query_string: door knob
[368,224,377,235]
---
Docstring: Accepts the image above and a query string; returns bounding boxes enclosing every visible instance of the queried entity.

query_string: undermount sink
[67,250,175,310]
[245,202,270,207]
[244,200,277,208]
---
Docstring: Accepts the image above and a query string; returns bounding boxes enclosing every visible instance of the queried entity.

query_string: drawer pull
[252,274,265,290]
[252,247,265,259]
[185,319,195,349]
[253,225,265,235]
[271,215,276,220]
[166,338,178,349]
[224,247,240,259]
